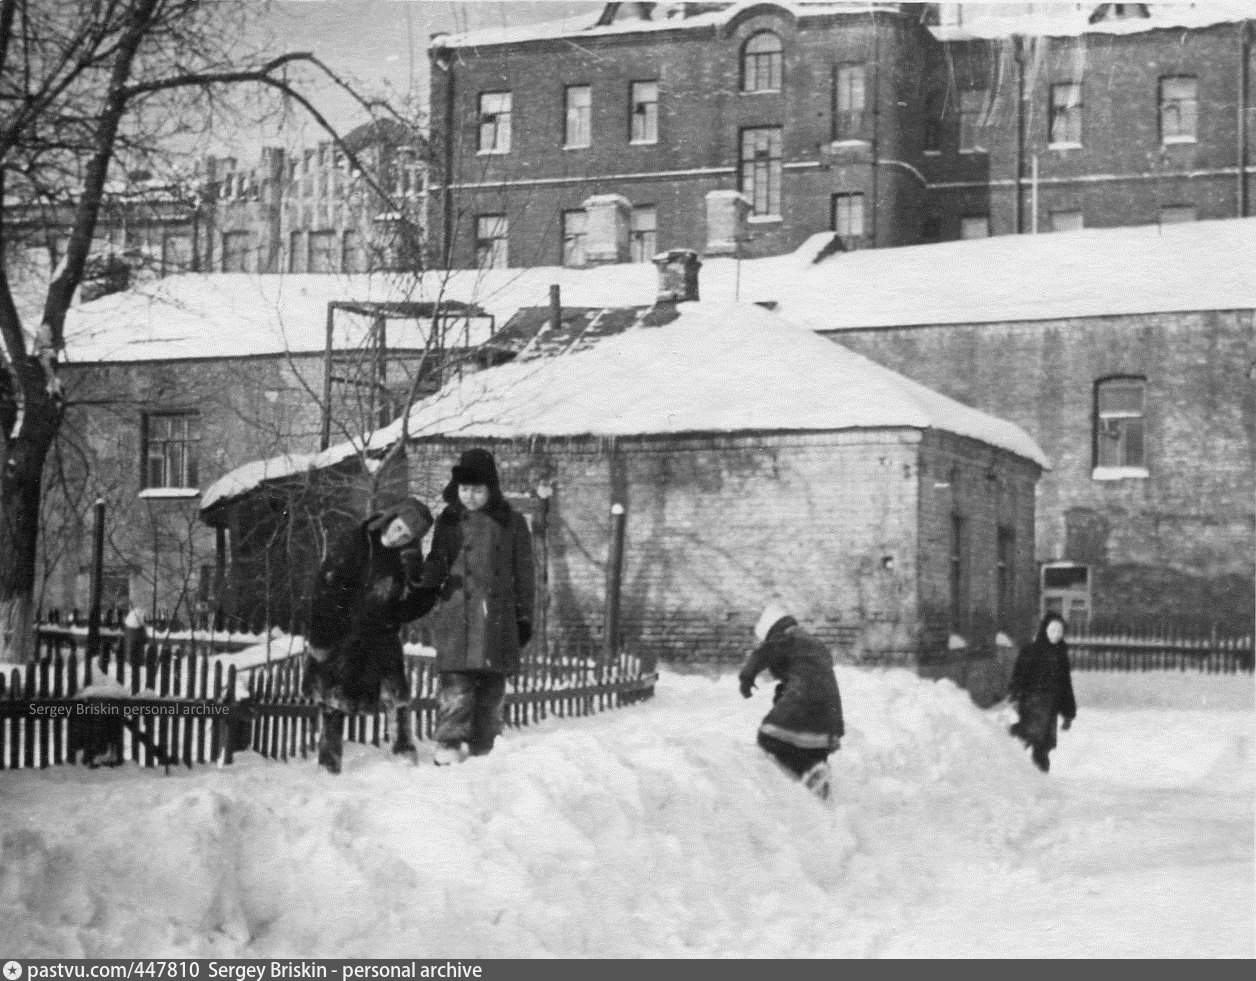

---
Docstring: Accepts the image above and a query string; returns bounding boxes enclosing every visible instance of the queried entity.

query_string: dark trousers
[435,671,507,755]
[757,731,830,778]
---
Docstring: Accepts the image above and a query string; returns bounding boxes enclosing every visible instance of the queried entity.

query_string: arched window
[742,32,782,92]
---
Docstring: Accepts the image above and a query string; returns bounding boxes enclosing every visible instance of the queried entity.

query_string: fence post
[85,498,106,665]
[602,503,627,670]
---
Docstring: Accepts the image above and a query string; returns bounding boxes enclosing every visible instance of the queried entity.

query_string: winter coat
[738,620,845,751]
[302,517,435,715]
[1009,620,1077,752]
[422,486,535,676]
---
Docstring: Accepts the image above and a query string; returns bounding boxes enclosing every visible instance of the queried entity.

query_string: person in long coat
[1008,612,1077,773]
[421,448,535,764]
[738,603,845,799]
[304,496,436,773]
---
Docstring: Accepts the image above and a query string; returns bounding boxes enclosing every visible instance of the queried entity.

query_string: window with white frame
[562,210,587,267]
[142,412,200,489]
[742,32,782,92]
[475,214,509,269]
[831,192,864,238]
[1041,563,1090,631]
[564,85,591,148]
[959,89,988,152]
[630,81,658,144]
[960,215,990,239]
[1049,209,1083,233]
[837,64,866,114]
[1159,76,1198,144]
[740,127,782,217]
[630,205,657,263]
[1159,204,1197,225]
[478,92,512,154]
[1095,377,1146,470]
[1049,82,1083,146]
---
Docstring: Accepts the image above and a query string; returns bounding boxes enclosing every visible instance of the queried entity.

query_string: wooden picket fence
[0,641,656,771]
[1066,630,1254,673]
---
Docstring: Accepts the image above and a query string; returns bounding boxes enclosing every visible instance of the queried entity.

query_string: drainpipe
[869,14,881,247]
[1014,36,1027,234]
[1240,21,1251,218]
[438,46,456,269]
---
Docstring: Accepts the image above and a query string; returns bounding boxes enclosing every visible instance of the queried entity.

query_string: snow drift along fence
[0,643,656,771]
[244,644,656,762]
[1066,631,1253,673]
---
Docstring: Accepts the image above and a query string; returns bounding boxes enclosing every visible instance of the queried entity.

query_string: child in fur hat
[738,602,845,799]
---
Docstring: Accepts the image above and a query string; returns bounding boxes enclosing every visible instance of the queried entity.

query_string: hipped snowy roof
[434,0,1256,49]
[74,218,1256,368]
[62,274,491,363]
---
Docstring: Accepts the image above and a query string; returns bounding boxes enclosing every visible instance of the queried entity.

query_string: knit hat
[754,602,794,642]
[451,447,500,489]
[367,495,434,539]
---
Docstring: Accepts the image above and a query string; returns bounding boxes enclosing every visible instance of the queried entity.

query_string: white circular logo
[3,962,22,980]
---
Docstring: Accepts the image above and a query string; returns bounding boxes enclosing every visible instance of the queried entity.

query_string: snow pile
[2,666,1250,957]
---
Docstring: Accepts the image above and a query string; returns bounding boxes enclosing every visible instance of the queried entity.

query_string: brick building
[44,273,489,628]
[211,254,1045,698]
[426,1,1255,267]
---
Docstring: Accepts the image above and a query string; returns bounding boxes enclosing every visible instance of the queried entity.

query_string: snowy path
[0,668,1251,958]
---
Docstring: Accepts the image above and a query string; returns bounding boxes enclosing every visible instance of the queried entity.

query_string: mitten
[739,676,755,699]
[517,619,533,647]
[1061,716,1072,731]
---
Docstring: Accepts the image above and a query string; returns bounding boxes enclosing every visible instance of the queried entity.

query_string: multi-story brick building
[426,0,1254,267]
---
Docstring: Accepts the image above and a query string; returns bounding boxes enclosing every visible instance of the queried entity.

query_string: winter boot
[392,708,417,759]
[802,761,832,800]
[1031,746,1050,773]
[433,741,470,766]
[318,712,345,774]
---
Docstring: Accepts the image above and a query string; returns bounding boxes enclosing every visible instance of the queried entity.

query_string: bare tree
[0,0,408,660]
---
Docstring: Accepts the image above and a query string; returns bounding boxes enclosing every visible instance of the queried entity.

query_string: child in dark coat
[304,496,436,773]
[1008,612,1078,773]
[738,603,845,799]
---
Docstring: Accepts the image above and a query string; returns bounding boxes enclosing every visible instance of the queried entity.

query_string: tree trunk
[0,359,60,663]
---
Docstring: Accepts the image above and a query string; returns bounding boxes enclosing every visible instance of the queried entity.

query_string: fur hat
[754,602,794,642]
[451,447,500,489]
[367,496,433,539]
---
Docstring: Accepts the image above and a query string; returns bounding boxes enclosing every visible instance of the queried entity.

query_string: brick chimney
[704,189,751,257]
[581,193,631,264]
[652,249,701,303]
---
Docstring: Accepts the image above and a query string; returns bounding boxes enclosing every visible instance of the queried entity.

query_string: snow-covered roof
[62,273,494,363]
[68,217,1256,368]
[199,444,364,513]
[435,1,888,50]
[361,300,1050,467]
[931,1,1256,41]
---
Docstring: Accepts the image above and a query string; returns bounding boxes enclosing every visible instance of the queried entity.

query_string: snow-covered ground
[1,667,1251,958]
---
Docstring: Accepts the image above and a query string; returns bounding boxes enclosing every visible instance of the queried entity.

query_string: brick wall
[405,428,1039,682]
[835,309,1256,634]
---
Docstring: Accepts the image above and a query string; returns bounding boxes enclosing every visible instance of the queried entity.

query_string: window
[220,231,253,272]
[630,205,657,263]
[1159,76,1197,143]
[1049,82,1083,146]
[308,230,336,273]
[831,192,865,238]
[740,127,783,217]
[564,85,591,148]
[562,209,587,267]
[478,92,512,154]
[742,32,782,93]
[1160,205,1197,225]
[475,214,508,269]
[342,230,361,273]
[960,215,990,239]
[142,412,200,489]
[959,89,988,152]
[949,514,968,633]
[996,527,1016,631]
[288,231,304,273]
[630,81,659,144]
[836,64,865,113]
[1095,377,1146,470]
[1041,564,1090,632]
[1049,209,1083,233]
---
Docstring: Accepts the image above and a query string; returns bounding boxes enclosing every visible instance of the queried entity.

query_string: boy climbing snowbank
[738,603,845,799]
